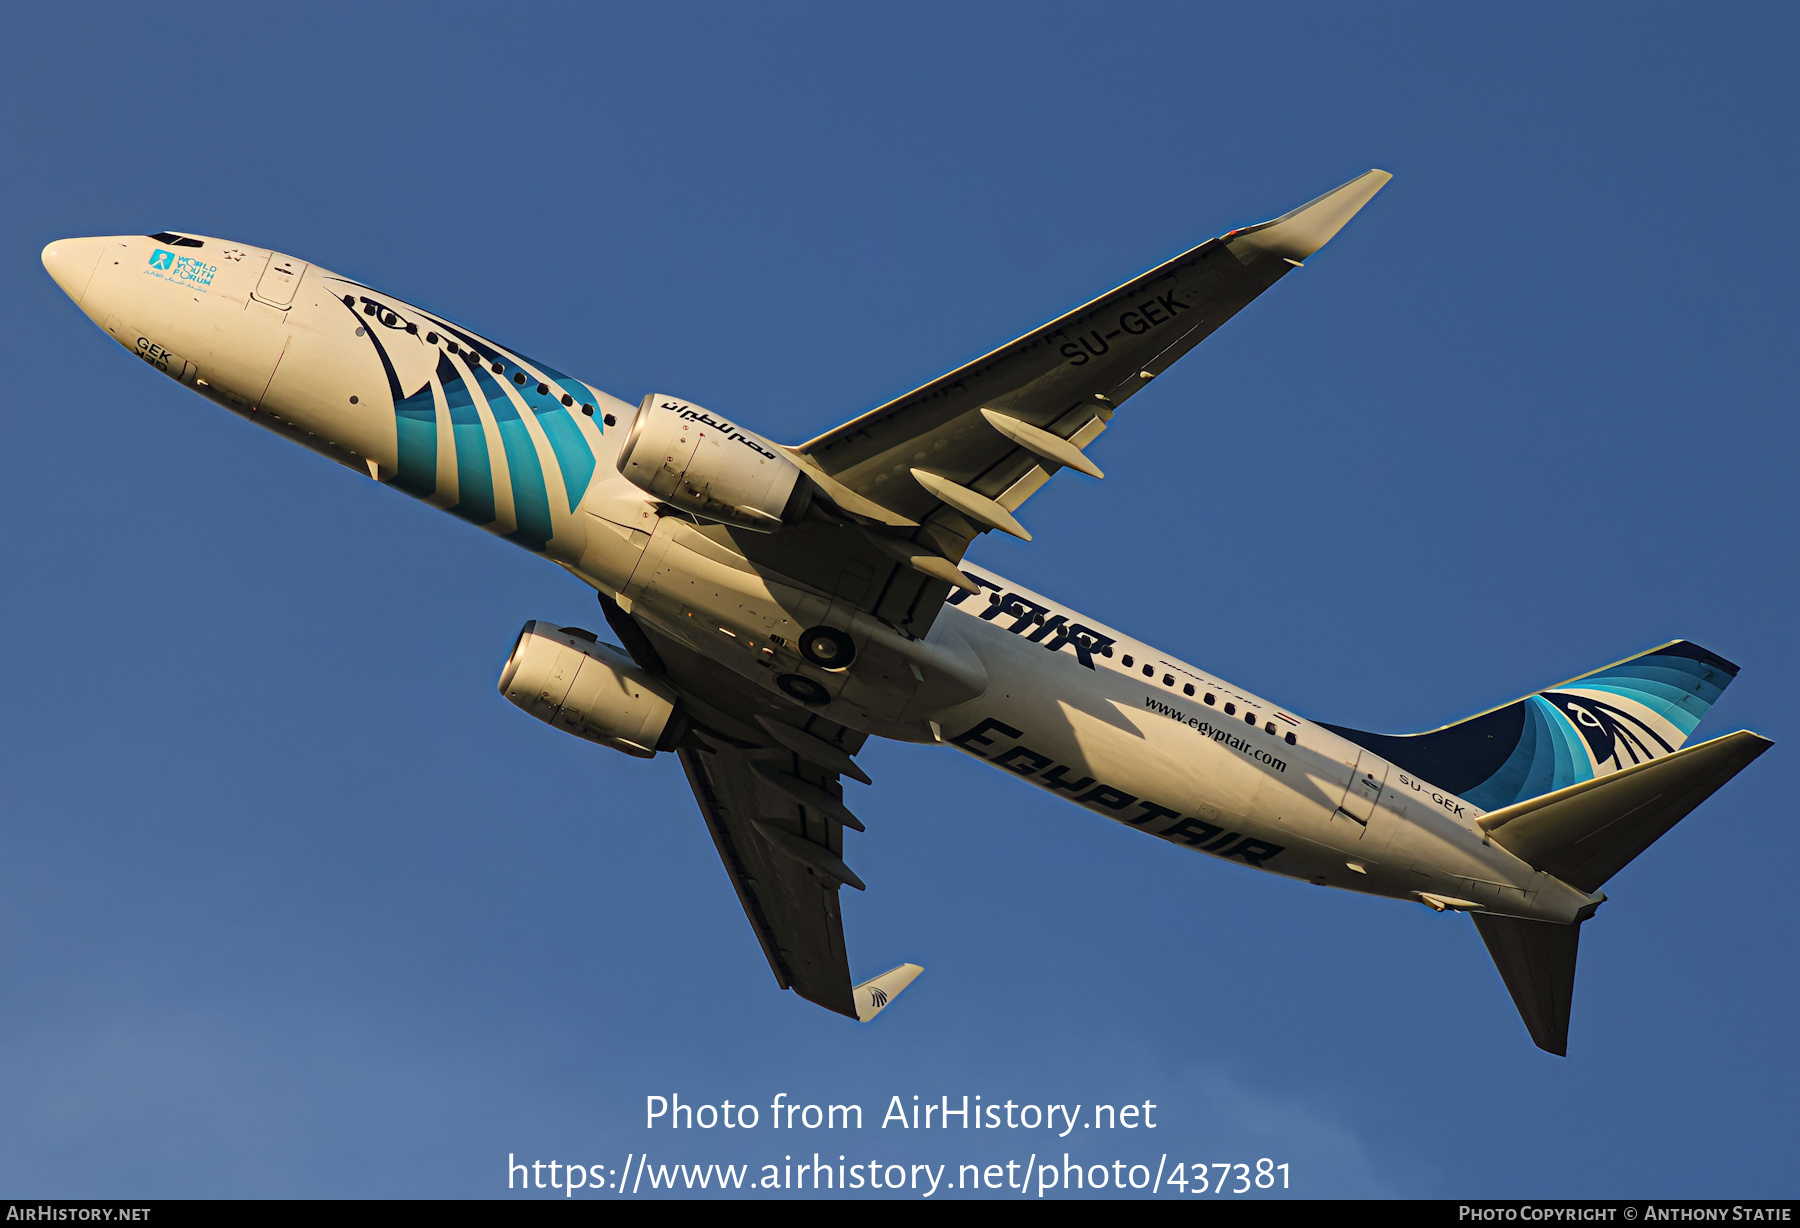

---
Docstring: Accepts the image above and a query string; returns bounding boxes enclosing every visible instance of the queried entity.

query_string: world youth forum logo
[147,247,216,289]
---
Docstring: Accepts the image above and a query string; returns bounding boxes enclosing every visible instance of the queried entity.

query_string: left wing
[792,169,1392,561]
[678,737,863,1015]
[600,595,918,1019]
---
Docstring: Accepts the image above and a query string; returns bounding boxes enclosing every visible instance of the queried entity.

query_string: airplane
[41,169,1770,1055]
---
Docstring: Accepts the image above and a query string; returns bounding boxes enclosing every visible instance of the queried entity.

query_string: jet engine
[616,394,813,531]
[498,621,682,757]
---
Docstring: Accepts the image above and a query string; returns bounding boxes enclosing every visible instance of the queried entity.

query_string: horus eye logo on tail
[1541,692,1675,773]
[868,987,890,1009]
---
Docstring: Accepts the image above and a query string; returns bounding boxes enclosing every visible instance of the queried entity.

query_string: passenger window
[1264,721,1276,734]
[513,372,526,385]
[1245,711,1256,725]
[1284,732,1297,746]
[491,363,503,374]
[537,383,549,395]
[1183,684,1194,696]
[1224,702,1235,715]
[561,394,574,407]
[1204,693,1215,705]
[1142,665,1153,678]
[1163,675,1174,686]
[1122,655,1133,667]
[426,332,438,344]
[603,413,616,426]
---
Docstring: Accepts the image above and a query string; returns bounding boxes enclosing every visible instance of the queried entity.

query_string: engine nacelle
[497,621,682,758]
[616,394,812,532]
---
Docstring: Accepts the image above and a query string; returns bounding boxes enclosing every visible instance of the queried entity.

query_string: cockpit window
[148,232,205,248]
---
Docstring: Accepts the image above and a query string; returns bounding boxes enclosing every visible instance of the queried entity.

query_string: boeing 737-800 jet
[41,170,1769,1054]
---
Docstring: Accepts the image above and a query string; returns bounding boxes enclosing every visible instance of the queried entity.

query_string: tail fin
[1472,915,1581,1055]
[1470,730,1770,1054]
[1324,640,1740,811]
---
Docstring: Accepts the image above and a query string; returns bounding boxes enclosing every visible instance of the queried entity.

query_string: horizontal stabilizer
[1472,914,1581,1056]
[1478,730,1770,893]
[854,963,923,1022]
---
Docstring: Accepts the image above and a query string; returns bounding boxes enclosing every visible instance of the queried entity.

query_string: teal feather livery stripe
[393,365,438,498]
[442,355,496,528]
[468,361,554,551]
[332,278,603,546]
[534,367,599,511]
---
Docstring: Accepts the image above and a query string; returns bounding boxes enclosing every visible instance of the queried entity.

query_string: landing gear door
[1333,751,1389,838]
[252,252,309,309]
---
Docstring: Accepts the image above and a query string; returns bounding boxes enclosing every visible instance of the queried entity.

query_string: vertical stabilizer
[1324,640,1741,812]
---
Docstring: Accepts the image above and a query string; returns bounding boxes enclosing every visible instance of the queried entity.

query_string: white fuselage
[46,233,1597,926]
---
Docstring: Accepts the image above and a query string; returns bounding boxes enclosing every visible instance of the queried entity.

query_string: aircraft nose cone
[41,236,108,306]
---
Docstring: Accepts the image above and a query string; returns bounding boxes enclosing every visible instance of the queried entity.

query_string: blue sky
[2,1,1794,1199]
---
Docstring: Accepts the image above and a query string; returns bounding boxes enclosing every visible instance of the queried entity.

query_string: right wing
[654,172,1394,648]
[792,170,1392,560]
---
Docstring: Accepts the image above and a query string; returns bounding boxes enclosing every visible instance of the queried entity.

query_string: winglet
[854,963,923,1022]
[1227,169,1393,262]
